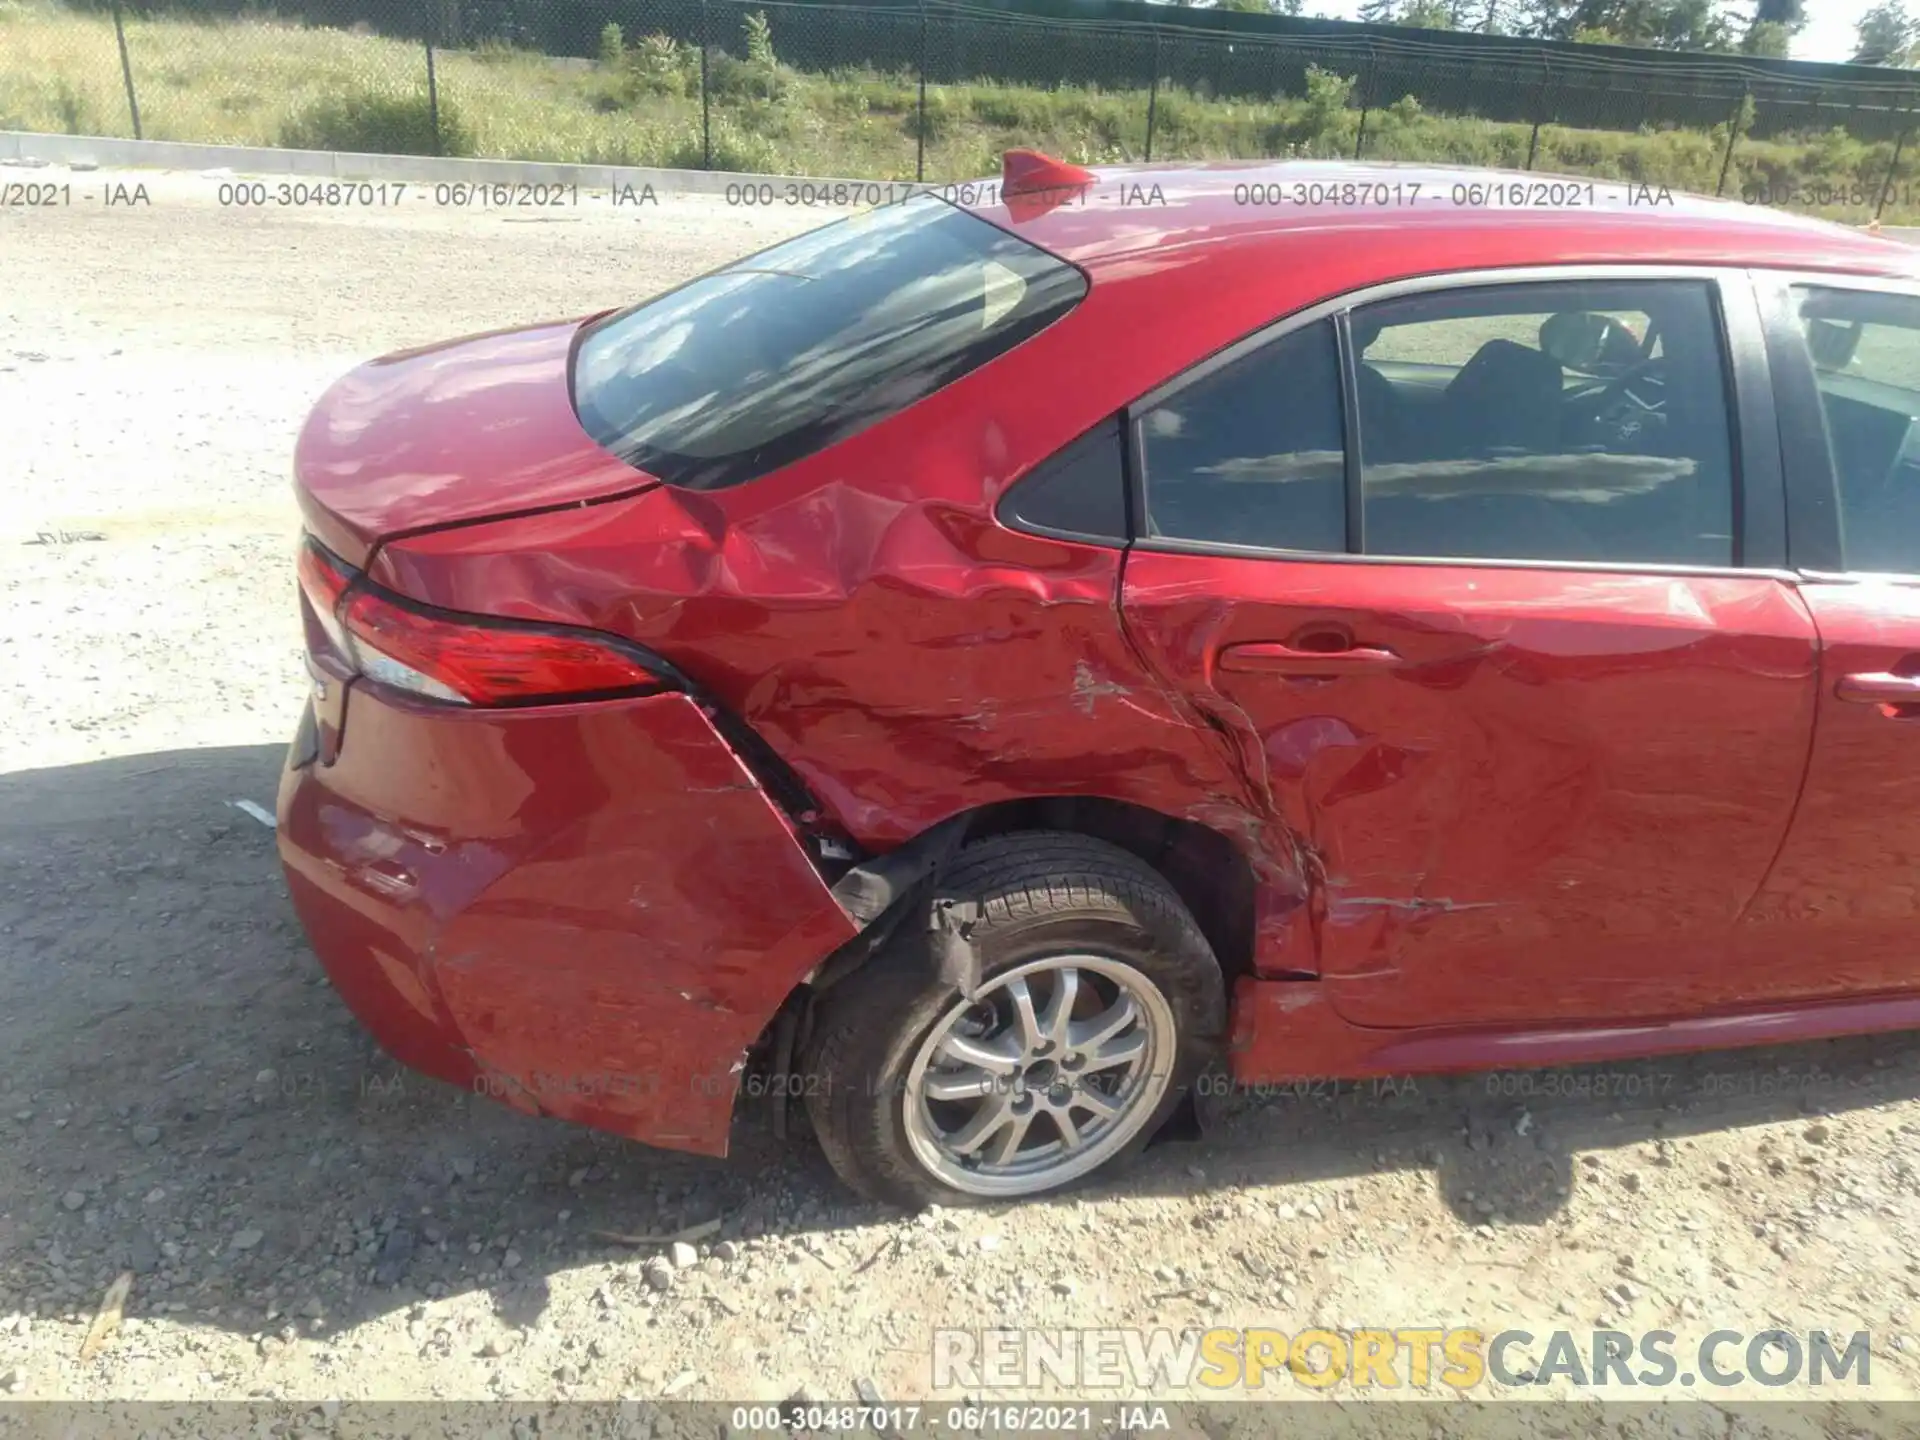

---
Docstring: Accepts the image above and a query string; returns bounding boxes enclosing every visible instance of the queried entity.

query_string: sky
[1796,0,1876,63]
[1305,0,1877,63]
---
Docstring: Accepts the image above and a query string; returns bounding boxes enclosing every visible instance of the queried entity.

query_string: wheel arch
[940,797,1256,990]
[744,796,1257,1080]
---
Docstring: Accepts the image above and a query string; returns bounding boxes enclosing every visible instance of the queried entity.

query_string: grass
[1,0,1916,221]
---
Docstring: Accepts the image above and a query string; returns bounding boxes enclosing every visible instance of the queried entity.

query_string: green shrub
[596,21,623,69]
[832,74,913,115]
[1294,64,1356,149]
[706,48,786,102]
[626,32,693,98]
[469,38,524,65]
[966,84,1054,131]
[279,89,472,156]
[904,87,957,141]
[660,116,779,172]
[699,11,788,100]
[52,76,92,134]
[743,10,776,68]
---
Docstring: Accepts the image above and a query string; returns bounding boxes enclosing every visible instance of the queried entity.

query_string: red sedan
[279,152,1920,1206]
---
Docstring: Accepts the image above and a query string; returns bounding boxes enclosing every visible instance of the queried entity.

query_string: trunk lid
[293,319,656,566]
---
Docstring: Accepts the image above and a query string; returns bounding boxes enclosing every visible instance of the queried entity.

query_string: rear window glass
[572,196,1087,491]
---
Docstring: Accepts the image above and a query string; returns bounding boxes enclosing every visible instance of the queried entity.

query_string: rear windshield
[571,196,1086,491]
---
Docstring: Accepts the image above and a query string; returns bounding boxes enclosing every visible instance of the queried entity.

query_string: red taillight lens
[297,540,353,655]
[297,535,664,707]
[340,588,666,706]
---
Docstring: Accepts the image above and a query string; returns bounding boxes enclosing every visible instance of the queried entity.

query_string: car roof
[960,159,1920,280]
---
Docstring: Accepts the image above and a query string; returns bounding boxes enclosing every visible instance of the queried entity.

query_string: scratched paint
[1123,549,1822,1028]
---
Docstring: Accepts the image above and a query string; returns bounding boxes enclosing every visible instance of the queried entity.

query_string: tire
[801,831,1226,1208]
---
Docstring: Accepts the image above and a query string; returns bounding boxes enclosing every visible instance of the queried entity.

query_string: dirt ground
[6,164,1920,1425]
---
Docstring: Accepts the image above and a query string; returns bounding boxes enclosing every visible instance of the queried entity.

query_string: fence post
[423,20,441,158]
[1524,58,1550,170]
[110,0,141,141]
[1352,51,1374,161]
[916,0,929,183]
[1715,86,1748,198]
[1879,98,1916,222]
[1144,29,1160,163]
[700,0,712,170]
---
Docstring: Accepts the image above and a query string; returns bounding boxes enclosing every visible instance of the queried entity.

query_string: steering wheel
[1566,353,1668,449]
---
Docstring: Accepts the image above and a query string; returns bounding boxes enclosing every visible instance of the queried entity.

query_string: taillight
[297,540,353,656]
[298,535,666,707]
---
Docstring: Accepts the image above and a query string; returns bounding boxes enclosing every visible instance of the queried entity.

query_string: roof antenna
[1001,148,1097,199]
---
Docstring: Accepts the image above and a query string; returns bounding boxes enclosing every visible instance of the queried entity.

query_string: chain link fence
[6,0,1920,219]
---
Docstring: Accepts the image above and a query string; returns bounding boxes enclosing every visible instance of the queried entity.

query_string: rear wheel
[802,832,1225,1208]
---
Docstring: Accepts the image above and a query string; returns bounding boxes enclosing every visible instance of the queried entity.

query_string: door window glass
[1137,320,1346,552]
[1351,281,1736,566]
[1791,285,1920,575]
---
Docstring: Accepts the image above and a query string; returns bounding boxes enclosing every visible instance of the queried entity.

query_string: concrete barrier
[0,129,886,196]
[6,130,1914,244]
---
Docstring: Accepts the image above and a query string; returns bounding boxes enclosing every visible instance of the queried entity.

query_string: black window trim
[1750,268,1920,584]
[1123,263,1794,582]
[992,414,1130,546]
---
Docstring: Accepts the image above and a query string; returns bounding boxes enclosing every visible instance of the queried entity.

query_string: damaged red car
[279,151,1920,1206]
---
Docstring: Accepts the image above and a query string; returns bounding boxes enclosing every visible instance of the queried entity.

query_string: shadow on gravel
[5,744,1920,1349]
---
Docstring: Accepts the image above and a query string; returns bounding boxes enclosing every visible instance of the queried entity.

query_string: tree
[1737,0,1801,54]
[1855,1,1919,65]
[1400,0,1458,25]
[1527,0,1740,51]
[1518,0,1578,37]
[1358,0,1400,21]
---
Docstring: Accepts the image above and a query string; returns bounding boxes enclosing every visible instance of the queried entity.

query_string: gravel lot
[8,164,1920,1423]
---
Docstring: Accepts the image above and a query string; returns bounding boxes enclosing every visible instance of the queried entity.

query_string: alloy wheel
[900,954,1176,1198]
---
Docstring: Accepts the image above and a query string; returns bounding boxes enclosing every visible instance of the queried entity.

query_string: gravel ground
[7,164,1920,1422]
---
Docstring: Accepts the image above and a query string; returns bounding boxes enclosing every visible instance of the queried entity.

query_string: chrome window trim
[1133,531,1798,585]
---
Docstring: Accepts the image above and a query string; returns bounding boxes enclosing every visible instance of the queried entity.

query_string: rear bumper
[276,683,859,1156]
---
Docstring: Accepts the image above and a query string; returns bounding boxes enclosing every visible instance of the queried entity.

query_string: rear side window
[1137,320,1347,551]
[997,418,1128,543]
[1790,285,1920,575]
[572,196,1086,491]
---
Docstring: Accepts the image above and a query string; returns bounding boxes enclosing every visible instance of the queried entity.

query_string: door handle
[1218,641,1400,676]
[1836,671,1920,708]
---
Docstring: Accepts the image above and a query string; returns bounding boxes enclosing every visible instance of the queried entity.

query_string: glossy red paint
[278,159,1920,1160]
[292,317,643,566]
[1733,578,1920,1000]
[277,687,857,1153]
